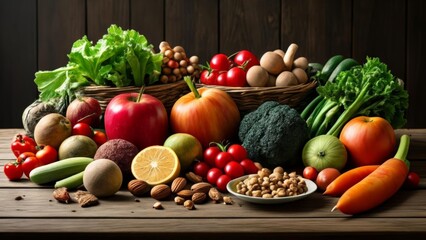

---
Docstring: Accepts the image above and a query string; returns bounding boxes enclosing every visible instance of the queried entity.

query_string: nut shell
[177,189,193,199]
[191,182,212,194]
[150,184,172,200]
[192,192,207,204]
[128,179,150,197]
[171,177,187,193]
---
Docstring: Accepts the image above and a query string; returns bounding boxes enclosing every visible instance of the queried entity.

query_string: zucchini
[319,55,344,81]
[54,171,84,189]
[327,58,359,82]
[30,157,93,185]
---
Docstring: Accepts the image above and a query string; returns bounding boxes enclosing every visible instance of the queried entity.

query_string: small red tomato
[209,53,231,72]
[239,159,258,174]
[193,161,211,179]
[207,167,223,185]
[224,161,245,179]
[227,144,248,162]
[233,50,260,71]
[10,133,37,157]
[92,130,108,147]
[16,152,36,164]
[3,162,23,181]
[303,166,318,181]
[316,168,341,191]
[36,145,58,165]
[72,122,94,137]
[21,155,42,178]
[216,72,228,86]
[216,174,232,192]
[404,171,420,189]
[226,67,247,87]
[203,146,221,167]
[200,69,219,85]
[215,152,234,170]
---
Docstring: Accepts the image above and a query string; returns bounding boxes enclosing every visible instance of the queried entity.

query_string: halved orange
[131,146,181,185]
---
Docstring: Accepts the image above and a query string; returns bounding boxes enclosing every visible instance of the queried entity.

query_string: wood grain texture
[165,0,219,63]
[0,0,38,128]
[87,0,130,41]
[220,0,280,59]
[37,0,86,70]
[130,0,164,48]
[282,0,352,63]
[406,0,426,128]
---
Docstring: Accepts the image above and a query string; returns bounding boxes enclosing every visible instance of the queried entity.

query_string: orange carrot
[323,165,379,197]
[331,134,410,215]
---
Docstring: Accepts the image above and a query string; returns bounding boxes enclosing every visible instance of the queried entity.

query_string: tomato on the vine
[216,72,228,86]
[226,67,247,87]
[233,50,260,71]
[209,53,231,72]
[207,167,223,185]
[18,152,42,178]
[193,161,210,179]
[200,69,219,85]
[10,133,37,157]
[303,166,318,181]
[224,161,245,179]
[216,174,231,192]
[203,146,221,167]
[36,145,58,165]
[215,151,234,170]
[72,122,94,137]
[227,144,248,162]
[239,159,258,174]
[3,161,23,181]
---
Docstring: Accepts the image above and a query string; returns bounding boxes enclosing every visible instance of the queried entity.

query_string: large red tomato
[339,116,396,167]
[170,77,240,148]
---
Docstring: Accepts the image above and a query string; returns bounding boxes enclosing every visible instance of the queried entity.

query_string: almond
[128,179,151,197]
[191,182,212,194]
[177,189,193,199]
[150,184,172,200]
[171,177,187,193]
[192,192,207,204]
[185,171,203,183]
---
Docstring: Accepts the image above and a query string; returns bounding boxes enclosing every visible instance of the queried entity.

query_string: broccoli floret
[238,101,309,168]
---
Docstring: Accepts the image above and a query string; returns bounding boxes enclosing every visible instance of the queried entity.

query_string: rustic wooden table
[1,128,425,239]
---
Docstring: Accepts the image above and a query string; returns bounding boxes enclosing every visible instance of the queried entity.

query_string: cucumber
[30,157,93,185]
[54,171,84,189]
[320,55,344,81]
[327,58,359,82]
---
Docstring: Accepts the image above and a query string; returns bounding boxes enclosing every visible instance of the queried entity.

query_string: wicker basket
[76,80,190,113]
[196,80,318,113]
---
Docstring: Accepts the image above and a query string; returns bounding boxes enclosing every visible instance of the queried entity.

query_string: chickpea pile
[236,167,308,198]
[158,41,201,83]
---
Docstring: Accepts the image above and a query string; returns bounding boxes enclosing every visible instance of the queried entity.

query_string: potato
[292,68,308,84]
[246,66,269,87]
[265,74,277,87]
[273,49,285,58]
[293,57,309,70]
[276,71,298,87]
[260,51,285,75]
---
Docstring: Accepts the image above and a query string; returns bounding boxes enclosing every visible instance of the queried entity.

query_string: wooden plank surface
[130,0,164,48]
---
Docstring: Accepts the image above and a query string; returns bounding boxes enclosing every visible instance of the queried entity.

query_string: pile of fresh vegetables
[302,56,409,137]
[34,24,163,103]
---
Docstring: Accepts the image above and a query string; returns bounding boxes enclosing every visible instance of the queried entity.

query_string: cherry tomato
[239,159,258,174]
[216,71,228,86]
[226,67,247,87]
[215,152,234,170]
[193,161,211,179]
[203,146,221,167]
[224,161,245,179]
[16,152,36,164]
[72,122,94,137]
[303,166,318,181]
[216,174,231,192]
[316,168,341,191]
[10,133,37,157]
[209,53,231,72]
[93,130,108,147]
[36,145,58,165]
[233,50,260,71]
[207,167,223,185]
[3,161,23,181]
[227,144,248,162]
[404,171,420,189]
[20,154,42,178]
[200,69,219,85]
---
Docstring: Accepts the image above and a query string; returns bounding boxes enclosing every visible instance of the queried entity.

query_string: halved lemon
[131,145,181,185]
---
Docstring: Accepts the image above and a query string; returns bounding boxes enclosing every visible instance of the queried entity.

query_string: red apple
[66,96,102,127]
[104,92,168,150]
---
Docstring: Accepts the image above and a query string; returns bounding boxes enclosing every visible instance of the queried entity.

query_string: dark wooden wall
[1,0,425,128]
